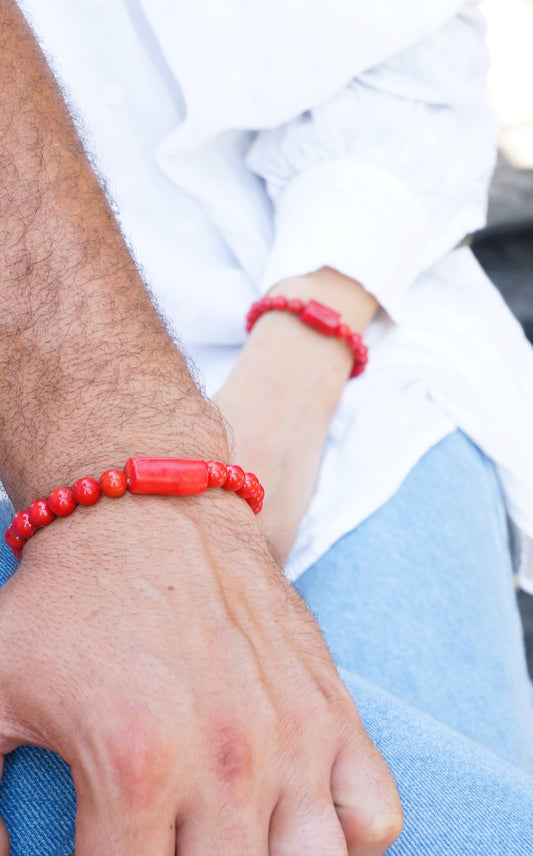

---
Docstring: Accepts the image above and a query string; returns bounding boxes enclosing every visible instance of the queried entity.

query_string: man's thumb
[0,757,11,856]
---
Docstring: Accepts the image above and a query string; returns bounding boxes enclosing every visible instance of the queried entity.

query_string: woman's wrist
[221,266,380,453]
[240,266,379,416]
[268,266,378,333]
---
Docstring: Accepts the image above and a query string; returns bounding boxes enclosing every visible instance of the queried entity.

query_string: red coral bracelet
[5,458,265,559]
[246,296,368,379]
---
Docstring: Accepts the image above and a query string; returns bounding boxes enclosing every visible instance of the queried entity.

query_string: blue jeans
[1,431,532,854]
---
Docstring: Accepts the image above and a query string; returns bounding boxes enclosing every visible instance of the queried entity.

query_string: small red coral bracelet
[246,296,368,379]
[5,458,264,559]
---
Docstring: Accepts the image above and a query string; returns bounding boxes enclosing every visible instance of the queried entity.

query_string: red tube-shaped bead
[124,458,209,496]
[72,477,101,506]
[12,510,36,540]
[206,460,228,489]
[222,464,246,492]
[47,488,77,517]
[28,499,55,528]
[100,469,128,498]
[5,525,26,551]
[300,300,341,335]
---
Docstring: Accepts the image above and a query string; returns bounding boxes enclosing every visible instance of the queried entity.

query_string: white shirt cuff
[260,157,443,317]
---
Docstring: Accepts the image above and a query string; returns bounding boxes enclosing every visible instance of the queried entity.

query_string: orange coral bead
[47,488,76,517]
[99,469,128,498]
[72,477,101,506]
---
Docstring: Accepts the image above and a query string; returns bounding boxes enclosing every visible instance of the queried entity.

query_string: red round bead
[99,468,128,498]
[350,363,366,378]
[288,299,305,315]
[28,499,55,527]
[254,484,265,503]
[347,332,362,349]
[353,344,368,361]
[222,464,246,492]
[72,477,101,506]
[336,323,351,340]
[11,547,23,561]
[206,460,228,488]
[5,525,26,551]
[272,295,288,310]
[12,510,36,540]
[261,296,275,311]
[237,472,260,500]
[47,487,77,517]
[248,500,263,515]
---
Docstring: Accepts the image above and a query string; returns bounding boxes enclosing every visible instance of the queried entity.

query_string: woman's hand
[215,267,378,562]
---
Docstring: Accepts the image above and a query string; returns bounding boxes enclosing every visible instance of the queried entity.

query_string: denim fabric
[0,502,76,856]
[295,430,533,770]
[342,668,533,855]
[0,430,532,855]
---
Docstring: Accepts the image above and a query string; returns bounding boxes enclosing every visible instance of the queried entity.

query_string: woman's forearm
[216,267,378,559]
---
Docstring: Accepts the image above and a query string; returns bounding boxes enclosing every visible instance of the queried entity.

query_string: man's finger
[176,803,269,855]
[0,815,9,856]
[72,796,176,856]
[269,789,349,855]
[0,757,10,856]
[331,736,403,855]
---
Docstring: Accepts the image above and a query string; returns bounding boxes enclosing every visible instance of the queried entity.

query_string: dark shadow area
[473,225,533,673]
[472,226,533,345]
[472,156,533,673]
[517,591,533,679]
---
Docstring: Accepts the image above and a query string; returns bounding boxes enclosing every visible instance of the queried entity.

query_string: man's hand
[0,493,402,854]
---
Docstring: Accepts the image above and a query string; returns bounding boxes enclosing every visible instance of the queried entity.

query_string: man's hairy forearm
[0,1,226,508]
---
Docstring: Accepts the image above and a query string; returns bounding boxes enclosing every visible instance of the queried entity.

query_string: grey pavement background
[472,221,533,675]
[474,1,533,674]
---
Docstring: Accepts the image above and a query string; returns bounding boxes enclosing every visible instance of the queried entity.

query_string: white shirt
[21,0,533,588]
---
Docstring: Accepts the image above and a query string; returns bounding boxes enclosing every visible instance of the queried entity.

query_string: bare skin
[0,3,402,854]
[217,268,378,562]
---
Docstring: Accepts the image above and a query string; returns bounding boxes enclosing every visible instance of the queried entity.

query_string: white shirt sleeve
[141,0,471,149]
[244,3,498,316]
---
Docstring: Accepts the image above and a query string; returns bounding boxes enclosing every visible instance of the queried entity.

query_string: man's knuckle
[207,723,254,789]
[354,806,404,849]
[316,672,347,708]
[105,711,173,807]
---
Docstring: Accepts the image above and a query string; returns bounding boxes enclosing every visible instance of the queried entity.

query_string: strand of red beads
[5,458,265,560]
[246,296,368,379]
